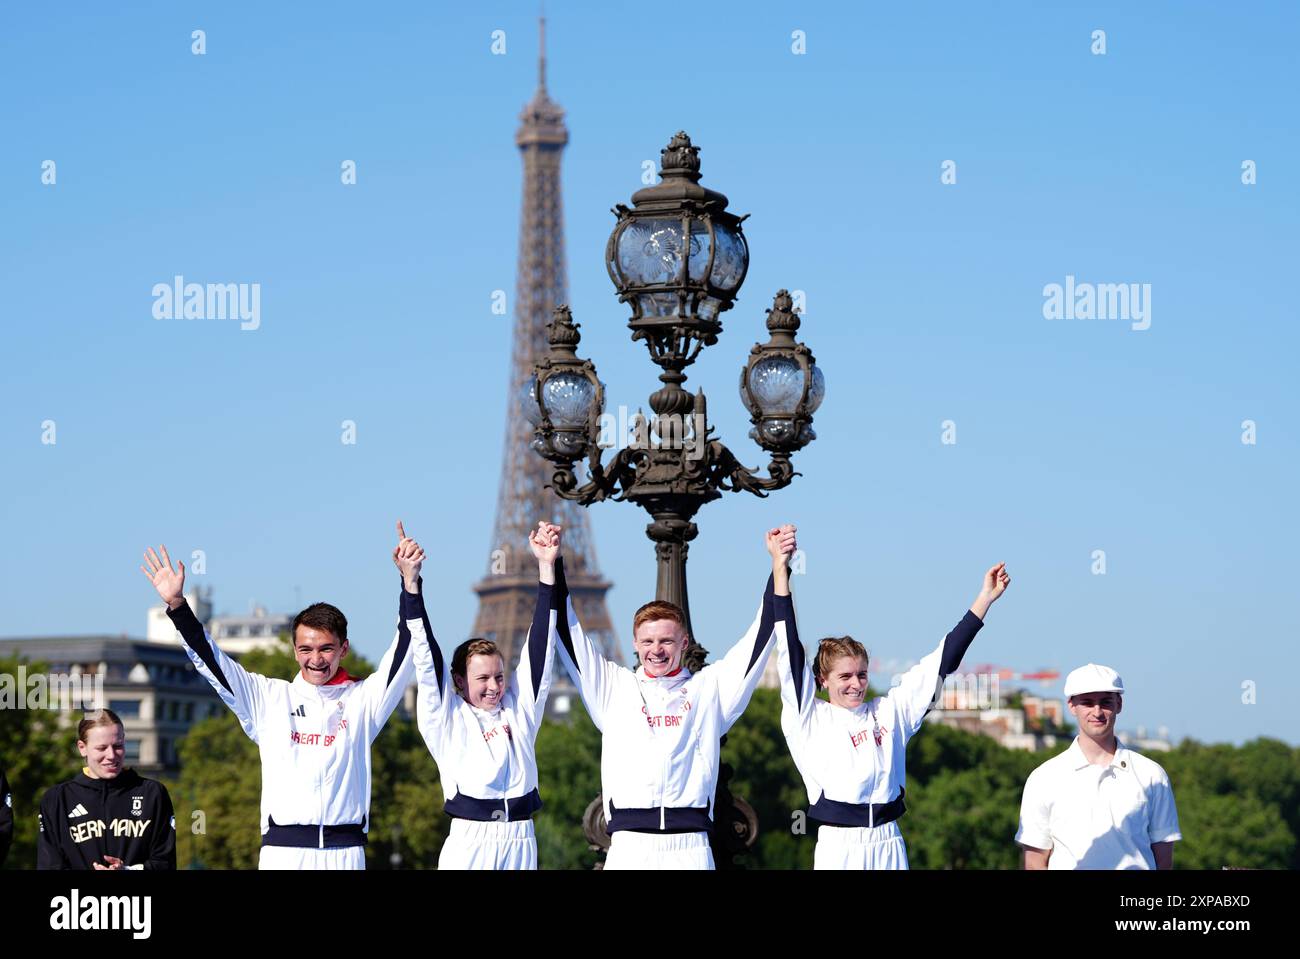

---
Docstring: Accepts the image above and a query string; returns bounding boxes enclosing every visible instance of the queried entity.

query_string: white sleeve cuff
[1015,825,1052,850]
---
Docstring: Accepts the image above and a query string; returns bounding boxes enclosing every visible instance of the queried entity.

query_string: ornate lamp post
[523,131,824,636]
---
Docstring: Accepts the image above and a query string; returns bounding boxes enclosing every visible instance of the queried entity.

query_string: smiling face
[78,723,126,780]
[1069,691,1122,742]
[455,652,506,710]
[821,654,870,710]
[294,625,348,685]
[634,618,690,678]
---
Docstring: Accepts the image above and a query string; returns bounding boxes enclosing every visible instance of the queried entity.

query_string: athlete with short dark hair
[140,524,417,869]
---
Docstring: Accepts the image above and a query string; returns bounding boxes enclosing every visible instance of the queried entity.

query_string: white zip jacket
[166,589,415,848]
[406,577,554,821]
[775,591,985,826]
[552,557,780,833]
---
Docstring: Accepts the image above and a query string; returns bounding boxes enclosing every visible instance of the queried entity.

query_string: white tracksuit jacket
[552,557,780,834]
[406,576,554,821]
[775,592,985,826]
[166,588,415,849]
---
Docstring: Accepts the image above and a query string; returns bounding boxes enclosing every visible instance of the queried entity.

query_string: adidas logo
[290,704,306,718]
[67,804,89,818]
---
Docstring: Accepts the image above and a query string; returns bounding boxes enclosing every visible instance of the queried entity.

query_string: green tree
[366,715,447,869]
[905,766,1025,869]
[0,655,84,869]
[533,704,603,870]
[1161,737,1299,869]
[1169,789,1292,869]
[722,687,813,869]
[169,713,262,868]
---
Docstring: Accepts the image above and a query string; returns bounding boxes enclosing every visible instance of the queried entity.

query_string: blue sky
[1,1,1296,746]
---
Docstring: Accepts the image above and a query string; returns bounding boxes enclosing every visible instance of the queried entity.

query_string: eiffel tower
[472,18,622,700]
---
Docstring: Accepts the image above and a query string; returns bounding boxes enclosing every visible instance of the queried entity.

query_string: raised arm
[550,535,624,732]
[360,522,421,736]
[142,545,268,741]
[714,525,797,731]
[889,563,1010,738]
[382,524,454,751]
[513,521,561,728]
[769,527,815,735]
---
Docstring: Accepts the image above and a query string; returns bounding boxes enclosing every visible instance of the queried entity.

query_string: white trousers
[603,830,715,871]
[259,845,366,870]
[813,821,909,870]
[438,818,537,870]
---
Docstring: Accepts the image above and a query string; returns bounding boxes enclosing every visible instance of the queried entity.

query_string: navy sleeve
[401,577,444,697]
[938,610,985,680]
[167,600,234,696]
[772,591,808,710]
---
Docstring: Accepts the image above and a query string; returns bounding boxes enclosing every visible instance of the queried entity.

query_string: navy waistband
[445,788,543,823]
[808,789,907,829]
[262,816,367,849]
[606,802,713,834]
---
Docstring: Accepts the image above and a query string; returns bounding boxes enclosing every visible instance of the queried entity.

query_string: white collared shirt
[1016,737,1181,870]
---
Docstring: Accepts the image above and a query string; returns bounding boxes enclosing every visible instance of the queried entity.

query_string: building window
[109,699,141,718]
[184,702,194,722]
[124,740,141,761]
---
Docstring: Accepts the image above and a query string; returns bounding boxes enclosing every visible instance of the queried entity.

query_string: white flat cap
[1064,663,1124,698]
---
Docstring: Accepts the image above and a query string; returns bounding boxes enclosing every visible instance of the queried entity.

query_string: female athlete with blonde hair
[37,708,176,870]
[774,554,1011,869]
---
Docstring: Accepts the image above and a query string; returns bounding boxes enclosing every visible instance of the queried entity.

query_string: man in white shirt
[1016,664,1181,870]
